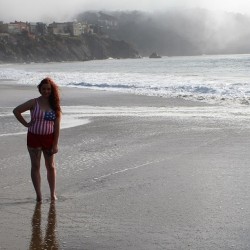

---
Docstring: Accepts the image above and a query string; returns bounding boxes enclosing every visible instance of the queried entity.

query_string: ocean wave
[67,80,250,105]
[69,82,138,89]
[1,56,250,105]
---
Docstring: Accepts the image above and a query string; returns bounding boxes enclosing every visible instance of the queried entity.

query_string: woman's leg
[28,147,42,202]
[43,151,57,200]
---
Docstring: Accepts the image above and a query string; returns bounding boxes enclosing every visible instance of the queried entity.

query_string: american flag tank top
[28,99,55,135]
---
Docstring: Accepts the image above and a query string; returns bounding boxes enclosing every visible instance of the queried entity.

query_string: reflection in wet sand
[29,202,59,249]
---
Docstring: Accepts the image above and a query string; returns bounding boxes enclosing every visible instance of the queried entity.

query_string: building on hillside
[48,22,71,36]
[0,20,94,37]
[69,22,88,36]
[70,22,82,36]
[81,22,93,34]
[7,21,29,34]
[89,24,103,35]
[79,11,118,33]
[0,21,8,33]
[98,12,118,31]
[48,21,89,36]
[29,22,47,36]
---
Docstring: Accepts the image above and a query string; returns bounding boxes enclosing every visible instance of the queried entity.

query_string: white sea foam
[1,55,250,105]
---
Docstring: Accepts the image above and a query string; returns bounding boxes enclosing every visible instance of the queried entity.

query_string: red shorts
[27,132,54,150]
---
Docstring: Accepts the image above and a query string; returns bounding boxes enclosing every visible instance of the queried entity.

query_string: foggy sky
[1,0,250,22]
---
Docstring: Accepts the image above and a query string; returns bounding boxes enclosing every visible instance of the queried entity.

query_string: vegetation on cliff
[0,33,140,63]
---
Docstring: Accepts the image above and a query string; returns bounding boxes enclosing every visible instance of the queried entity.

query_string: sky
[1,0,250,22]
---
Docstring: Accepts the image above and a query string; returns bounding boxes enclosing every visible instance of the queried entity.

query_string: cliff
[0,33,140,63]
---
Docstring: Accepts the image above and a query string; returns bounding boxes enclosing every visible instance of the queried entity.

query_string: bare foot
[51,195,58,201]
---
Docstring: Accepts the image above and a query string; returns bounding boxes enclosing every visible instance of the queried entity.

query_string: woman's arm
[13,99,35,127]
[51,114,61,155]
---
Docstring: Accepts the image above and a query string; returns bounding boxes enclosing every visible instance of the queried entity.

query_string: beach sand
[1,83,250,249]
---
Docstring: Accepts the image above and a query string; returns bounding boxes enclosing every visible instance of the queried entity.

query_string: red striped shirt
[28,99,54,135]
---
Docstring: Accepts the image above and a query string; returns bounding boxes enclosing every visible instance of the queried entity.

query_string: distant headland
[2,9,250,63]
[0,16,140,63]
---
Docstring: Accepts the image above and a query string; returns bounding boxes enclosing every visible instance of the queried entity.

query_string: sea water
[1,54,250,136]
[1,54,250,105]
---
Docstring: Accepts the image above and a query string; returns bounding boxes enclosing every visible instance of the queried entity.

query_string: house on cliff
[0,21,29,34]
[29,22,47,36]
[77,11,118,34]
[47,21,92,36]
[0,21,47,37]
[0,20,96,38]
[98,12,118,31]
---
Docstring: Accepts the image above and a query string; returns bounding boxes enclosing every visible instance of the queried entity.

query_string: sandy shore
[1,83,250,249]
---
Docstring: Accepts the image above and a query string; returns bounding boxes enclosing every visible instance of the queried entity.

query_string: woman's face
[40,83,52,98]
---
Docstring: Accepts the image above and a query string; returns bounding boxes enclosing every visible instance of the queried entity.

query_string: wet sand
[1,83,250,249]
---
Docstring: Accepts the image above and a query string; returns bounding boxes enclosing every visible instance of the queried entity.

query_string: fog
[2,0,250,55]
[1,0,250,22]
[76,9,250,56]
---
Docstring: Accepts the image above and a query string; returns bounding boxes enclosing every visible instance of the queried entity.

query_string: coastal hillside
[0,33,140,63]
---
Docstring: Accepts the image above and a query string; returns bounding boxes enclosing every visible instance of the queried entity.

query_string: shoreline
[0,81,210,108]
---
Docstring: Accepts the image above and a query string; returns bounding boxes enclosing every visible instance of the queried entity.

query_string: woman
[13,78,61,202]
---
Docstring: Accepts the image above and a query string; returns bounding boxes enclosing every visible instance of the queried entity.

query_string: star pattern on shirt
[44,111,56,121]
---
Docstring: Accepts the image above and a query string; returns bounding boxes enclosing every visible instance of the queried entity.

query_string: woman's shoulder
[25,98,37,109]
[28,98,37,105]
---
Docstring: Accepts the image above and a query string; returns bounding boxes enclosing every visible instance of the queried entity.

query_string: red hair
[38,77,61,117]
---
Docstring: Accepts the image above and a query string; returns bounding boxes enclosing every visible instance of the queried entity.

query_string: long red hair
[38,77,61,117]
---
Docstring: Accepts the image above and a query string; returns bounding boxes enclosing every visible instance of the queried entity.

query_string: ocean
[1,54,250,106]
[2,54,250,137]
